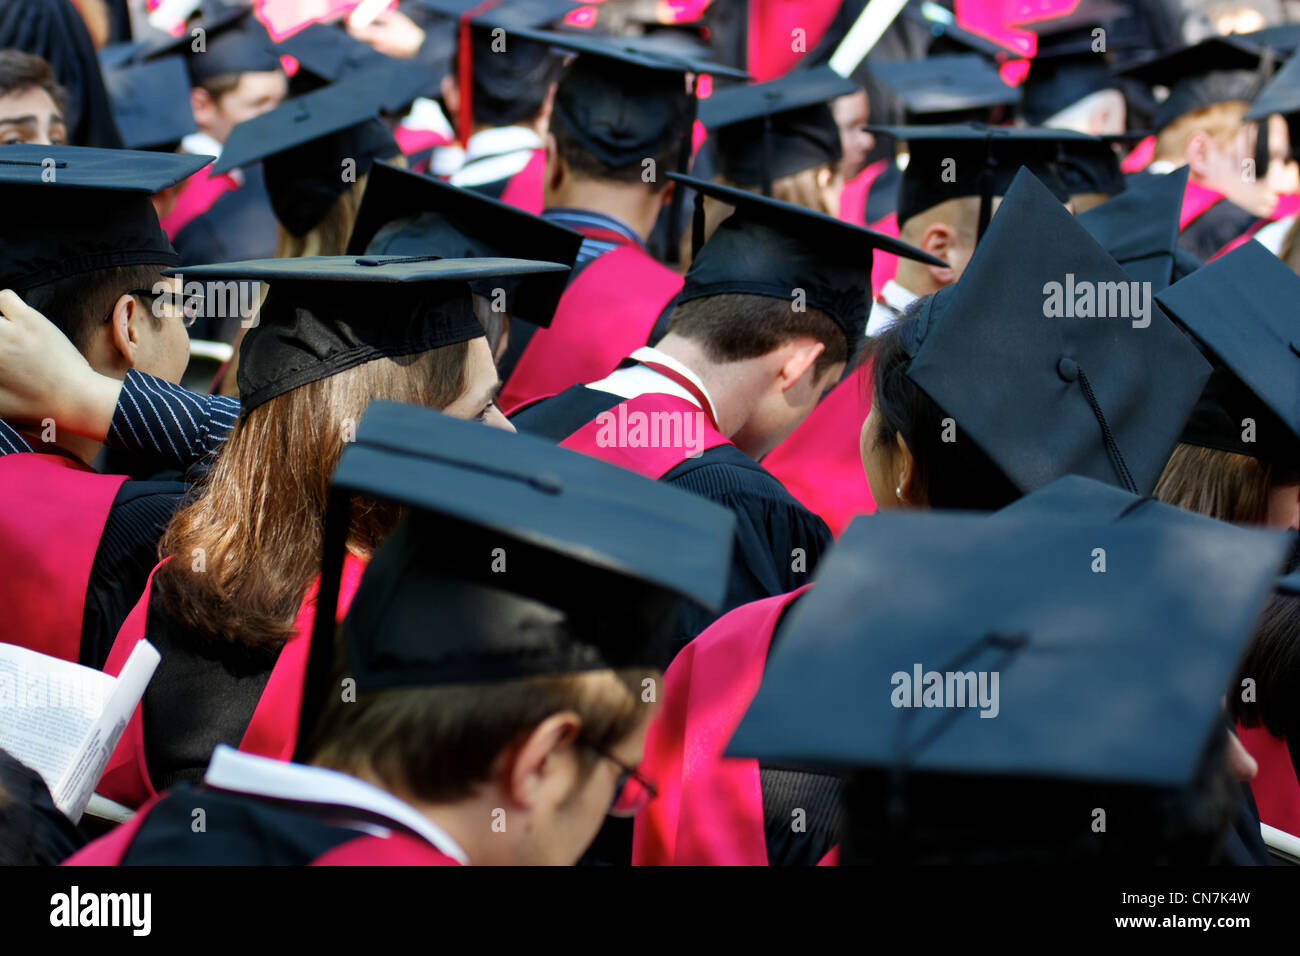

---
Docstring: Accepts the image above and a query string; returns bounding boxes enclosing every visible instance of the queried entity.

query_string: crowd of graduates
[1,0,1300,873]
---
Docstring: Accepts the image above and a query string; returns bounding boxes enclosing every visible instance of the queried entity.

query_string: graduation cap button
[1057,356,1079,382]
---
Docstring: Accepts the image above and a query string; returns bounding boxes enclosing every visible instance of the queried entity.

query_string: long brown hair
[1153,442,1275,523]
[157,343,470,651]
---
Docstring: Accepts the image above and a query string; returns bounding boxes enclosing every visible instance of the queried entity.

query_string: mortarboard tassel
[664,87,697,266]
[1254,48,1277,177]
[296,489,351,762]
[1075,366,1139,493]
[456,0,503,150]
[974,126,995,244]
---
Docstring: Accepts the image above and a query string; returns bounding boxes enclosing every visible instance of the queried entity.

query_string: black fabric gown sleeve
[662,445,831,654]
[0,748,85,865]
[79,480,190,670]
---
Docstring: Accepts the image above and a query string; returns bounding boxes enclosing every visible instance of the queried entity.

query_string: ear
[536,81,557,128]
[439,73,460,125]
[659,176,676,208]
[107,294,142,370]
[776,339,825,394]
[189,86,214,126]
[894,431,921,506]
[504,711,583,810]
[919,221,961,286]
[544,131,564,191]
[1184,130,1215,179]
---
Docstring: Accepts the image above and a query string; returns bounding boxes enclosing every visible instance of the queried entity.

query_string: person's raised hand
[347,6,426,59]
[0,289,121,441]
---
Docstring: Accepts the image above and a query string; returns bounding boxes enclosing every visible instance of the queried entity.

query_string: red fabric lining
[499,244,683,410]
[559,392,730,479]
[633,587,810,865]
[0,454,126,663]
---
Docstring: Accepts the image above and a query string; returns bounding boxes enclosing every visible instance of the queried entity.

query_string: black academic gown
[135,583,279,793]
[80,479,189,670]
[511,384,833,658]
[71,781,462,866]
[1178,199,1261,264]
[1125,170,1262,264]
[0,748,84,865]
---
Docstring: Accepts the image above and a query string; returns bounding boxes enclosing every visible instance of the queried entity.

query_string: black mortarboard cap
[346,161,580,325]
[417,0,582,29]
[868,55,1020,123]
[167,255,569,413]
[278,22,437,111]
[728,509,1288,788]
[295,399,735,751]
[212,77,399,237]
[0,145,210,290]
[996,473,1266,540]
[903,168,1212,495]
[1056,132,1144,198]
[669,173,944,354]
[513,26,745,169]
[902,5,1022,62]
[1154,240,1300,470]
[700,66,857,192]
[1247,47,1300,121]
[141,1,282,84]
[505,25,748,78]
[1017,1,1131,124]
[102,55,197,151]
[1119,37,1267,132]
[98,40,142,71]
[1237,23,1300,58]
[873,123,1090,235]
[1077,166,1189,290]
[512,27,746,264]
[415,1,579,129]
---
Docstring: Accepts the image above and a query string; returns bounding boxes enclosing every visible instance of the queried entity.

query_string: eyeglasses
[583,742,658,818]
[104,288,205,328]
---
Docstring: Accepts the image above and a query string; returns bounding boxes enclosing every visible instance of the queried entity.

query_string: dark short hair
[0,49,65,111]
[467,33,562,128]
[549,105,680,192]
[666,292,847,380]
[20,263,169,352]
[1230,593,1300,741]
[195,72,243,99]
[861,300,1020,510]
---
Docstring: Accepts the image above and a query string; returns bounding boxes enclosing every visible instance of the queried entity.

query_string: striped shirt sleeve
[0,417,34,456]
[106,369,239,470]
